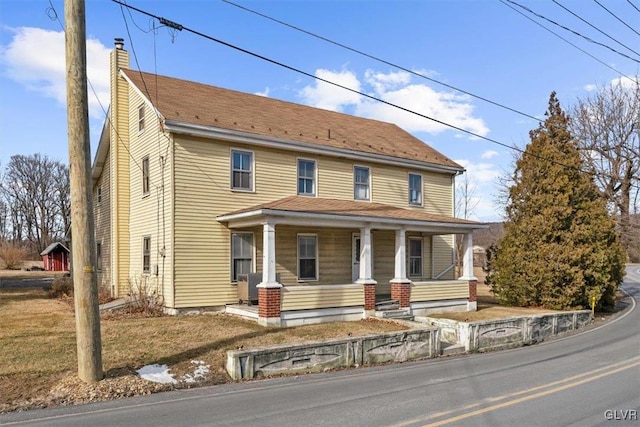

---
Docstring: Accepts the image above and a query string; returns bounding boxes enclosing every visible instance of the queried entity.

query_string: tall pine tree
[489,93,625,310]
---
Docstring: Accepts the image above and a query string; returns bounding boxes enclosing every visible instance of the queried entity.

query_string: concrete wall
[226,328,440,380]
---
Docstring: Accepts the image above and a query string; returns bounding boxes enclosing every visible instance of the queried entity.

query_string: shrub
[126,275,164,316]
[47,277,74,299]
[0,241,29,270]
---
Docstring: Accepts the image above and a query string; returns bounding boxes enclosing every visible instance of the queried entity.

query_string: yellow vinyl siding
[432,234,455,279]
[373,230,394,295]
[410,280,468,302]
[424,172,453,216]
[94,151,111,294]
[281,285,364,311]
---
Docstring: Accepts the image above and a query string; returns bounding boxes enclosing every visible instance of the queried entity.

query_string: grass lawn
[0,286,406,410]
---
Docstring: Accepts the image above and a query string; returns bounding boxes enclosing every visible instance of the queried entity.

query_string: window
[408,238,423,277]
[297,159,316,196]
[138,105,145,133]
[96,186,102,205]
[142,156,150,195]
[354,166,370,201]
[96,242,102,271]
[409,173,422,206]
[142,236,151,274]
[298,235,318,281]
[231,233,253,281]
[231,150,253,191]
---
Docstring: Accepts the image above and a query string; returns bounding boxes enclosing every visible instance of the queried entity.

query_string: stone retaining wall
[226,328,440,380]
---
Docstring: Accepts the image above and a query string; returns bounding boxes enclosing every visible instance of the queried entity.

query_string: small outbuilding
[40,242,70,271]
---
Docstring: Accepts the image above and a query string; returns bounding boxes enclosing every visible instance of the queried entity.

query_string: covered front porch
[217,196,486,327]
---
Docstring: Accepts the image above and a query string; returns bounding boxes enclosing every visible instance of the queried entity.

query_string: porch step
[440,342,466,356]
[377,309,414,321]
[375,299,400,311]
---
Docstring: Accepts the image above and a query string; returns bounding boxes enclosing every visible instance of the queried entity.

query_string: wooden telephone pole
[65,0,103,382]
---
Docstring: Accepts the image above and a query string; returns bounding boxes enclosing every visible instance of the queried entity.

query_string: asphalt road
[3,266,639,427]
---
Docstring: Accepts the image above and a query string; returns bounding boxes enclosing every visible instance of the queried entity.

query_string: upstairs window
[231,233,254,281]
[354,166,370,201]
[96,242,102,271]
[142,236,151,274]
[142,156,150,195]
[138,105,145,133]
[96,186,102,205]
[297,159,316,196]
[231,150,253,191]
[409,173,423,206]
[408,237,423,277]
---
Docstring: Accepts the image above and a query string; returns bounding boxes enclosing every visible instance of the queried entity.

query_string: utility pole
[65,0,103,382]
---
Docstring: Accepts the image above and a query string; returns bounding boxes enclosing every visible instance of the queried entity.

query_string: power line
[627,0,640,15]
[498,0,635,81]
[551,0,640,58]
[593,0,640,38]
[221,0,541,123]
[111,0,640,190]
[504,0,640,64]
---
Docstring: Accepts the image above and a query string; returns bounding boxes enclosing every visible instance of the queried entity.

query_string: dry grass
[0,287,406,407]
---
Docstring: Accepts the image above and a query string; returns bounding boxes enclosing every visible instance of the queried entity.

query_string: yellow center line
[424,359,640,427]
[390,356,640,427]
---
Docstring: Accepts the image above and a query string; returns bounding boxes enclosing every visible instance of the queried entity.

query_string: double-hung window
[231,150,253,191]
[297,159,316,196]
[409,173,423,206]
[408,237,423,277]
[96,242,102,271]
[231,233,253,281]
[298,234,318,281]
[354,166,370,201]
[142,156,150,195]
[138,105,145,133]
[142,236,151,274]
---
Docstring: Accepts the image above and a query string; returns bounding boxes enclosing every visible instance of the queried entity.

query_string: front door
[352,233,361,282]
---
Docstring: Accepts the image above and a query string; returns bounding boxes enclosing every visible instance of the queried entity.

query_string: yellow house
[92,39,486,326]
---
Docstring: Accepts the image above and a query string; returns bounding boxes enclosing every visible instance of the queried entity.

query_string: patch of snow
[137,364,177,384]
[181,360,210,384]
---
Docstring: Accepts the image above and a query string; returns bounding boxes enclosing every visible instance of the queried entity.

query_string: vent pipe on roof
[114,38,125,50]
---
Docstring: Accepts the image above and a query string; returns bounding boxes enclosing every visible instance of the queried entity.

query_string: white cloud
[299,68,489,137]
[299,68,361,111]
[454,161,503,222]
[610,76,639,89]
[481,150,498,159]
[255,86,270,97]
[584,84,597,92]
[1,27,110,119]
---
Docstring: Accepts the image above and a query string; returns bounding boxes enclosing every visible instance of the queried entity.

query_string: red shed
[40,242,70,272]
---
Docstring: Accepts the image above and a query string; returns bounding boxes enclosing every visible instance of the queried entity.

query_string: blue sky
[1,0,638,221]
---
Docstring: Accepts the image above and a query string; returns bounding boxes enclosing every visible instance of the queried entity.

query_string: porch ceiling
[216,196,487,233]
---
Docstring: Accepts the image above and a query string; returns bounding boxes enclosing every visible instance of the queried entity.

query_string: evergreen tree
[489,93,625,310]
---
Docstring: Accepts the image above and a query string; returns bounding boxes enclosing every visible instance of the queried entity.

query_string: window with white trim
[142,236,151,274]
[354,166,370,201]
[142,156,150,195]
[409,173,423,206]
[231,233,253,281]
[138,105,145,133]
[297,159,316,196]
[231,150,253,191]
[408,237,423,277]
[96,242,102,272]
[298,234,318,281]
[96,186,102,205]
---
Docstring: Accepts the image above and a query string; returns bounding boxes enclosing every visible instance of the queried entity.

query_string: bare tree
[455,172,479,276]
[570,79,640,261]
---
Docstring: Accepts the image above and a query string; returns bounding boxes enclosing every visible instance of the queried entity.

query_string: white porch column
[356,225,376,285]
[390,228,409,283]
[457,231,477,281]
[257,221,281,288]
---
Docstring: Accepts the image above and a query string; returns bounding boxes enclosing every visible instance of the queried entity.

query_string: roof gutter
[163,120,464,175]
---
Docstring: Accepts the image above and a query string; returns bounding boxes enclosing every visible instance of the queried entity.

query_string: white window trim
[138,104,145,134]
[230,232,256,282]
[141,156,150,197]
[408,236,423,278]
[142,235,151,275]
[408,172,423,207]
[297,233,319,282]
[230,148,255,192]
[353,165,371,201]
[96,186,102,206]
[297,157,317,197]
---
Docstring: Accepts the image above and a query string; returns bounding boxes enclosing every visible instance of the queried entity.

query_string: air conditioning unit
[237,273,280,305]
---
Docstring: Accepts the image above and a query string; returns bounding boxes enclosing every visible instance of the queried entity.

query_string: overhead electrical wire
[627,0,640,15]
[111,0,640,189]
[504,0,640,64]
[593,0,640,38]
[498,0,636,82]
[221,0,541,124]
[551,0,640,58]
